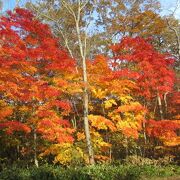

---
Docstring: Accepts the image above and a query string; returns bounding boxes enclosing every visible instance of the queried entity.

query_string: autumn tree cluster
[0,0,180,168]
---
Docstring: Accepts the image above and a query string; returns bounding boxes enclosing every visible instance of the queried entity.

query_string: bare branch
[61,0,77,20]
[80,0,89,11]
[166,18,180,60]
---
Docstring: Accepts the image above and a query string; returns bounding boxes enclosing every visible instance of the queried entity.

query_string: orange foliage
[146,120,180,146]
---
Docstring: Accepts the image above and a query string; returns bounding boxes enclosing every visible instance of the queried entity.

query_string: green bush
[140,165,180,178]
[30,165,59,180]
[0,164,179,180]
[0,166,30,180]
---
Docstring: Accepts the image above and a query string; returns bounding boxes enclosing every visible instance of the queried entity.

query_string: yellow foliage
[40,143,85,165]
[77,132,85,141]
[88,114,116,131]
[19,106,30,112]
[95,155,110,163]
[91,88,108,99]
[173,114,180,120]
[0,100,13,121]
[119,95,133,104]
[109,101,145,139]
[91,131,112,151]
[91,131,101,138]
[104,99,117,109]
[163,137,180,147]
[108,111,121,122]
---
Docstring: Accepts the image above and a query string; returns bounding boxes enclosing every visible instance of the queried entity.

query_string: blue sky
[2,0,16,10]
[2,0,180,19]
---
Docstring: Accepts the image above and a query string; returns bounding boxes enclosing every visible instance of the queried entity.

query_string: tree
[165,0,180,66]
[27,0,97,164]
[25,0,170,164]
[0,3,179,167]
[111,37,180,150]
[0,8,75,166]
[111,37,175,119]
[94,0,165,53]
[41,54,146,164]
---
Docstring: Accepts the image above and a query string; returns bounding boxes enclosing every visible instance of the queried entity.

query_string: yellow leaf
[88,114,116,131]
[104,99,117,109]
[91,88,107,99]
[77,132,85,141]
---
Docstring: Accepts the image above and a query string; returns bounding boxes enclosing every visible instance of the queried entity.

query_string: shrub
[0,166,30,180]
[0,164,179,180]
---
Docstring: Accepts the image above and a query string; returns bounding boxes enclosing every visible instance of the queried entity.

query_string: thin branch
[166,18,180,59]
[80,0,89,11]
[61,0,77,20]
[28,3,75,58]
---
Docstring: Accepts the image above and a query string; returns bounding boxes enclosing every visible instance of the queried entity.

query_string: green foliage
[140,165,180,178]
[30,165,60,180]
[0,164,179,180]
[124,155,176,166]
[0,166,30,180]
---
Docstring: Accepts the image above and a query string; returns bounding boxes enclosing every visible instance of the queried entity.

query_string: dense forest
[0,0,180,179]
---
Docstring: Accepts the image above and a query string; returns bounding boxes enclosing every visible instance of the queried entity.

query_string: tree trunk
[74,1,95,164]
[164,92,168,118]
[82,56,95,165]
[157,92,164,120]
[33,129,39,167]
